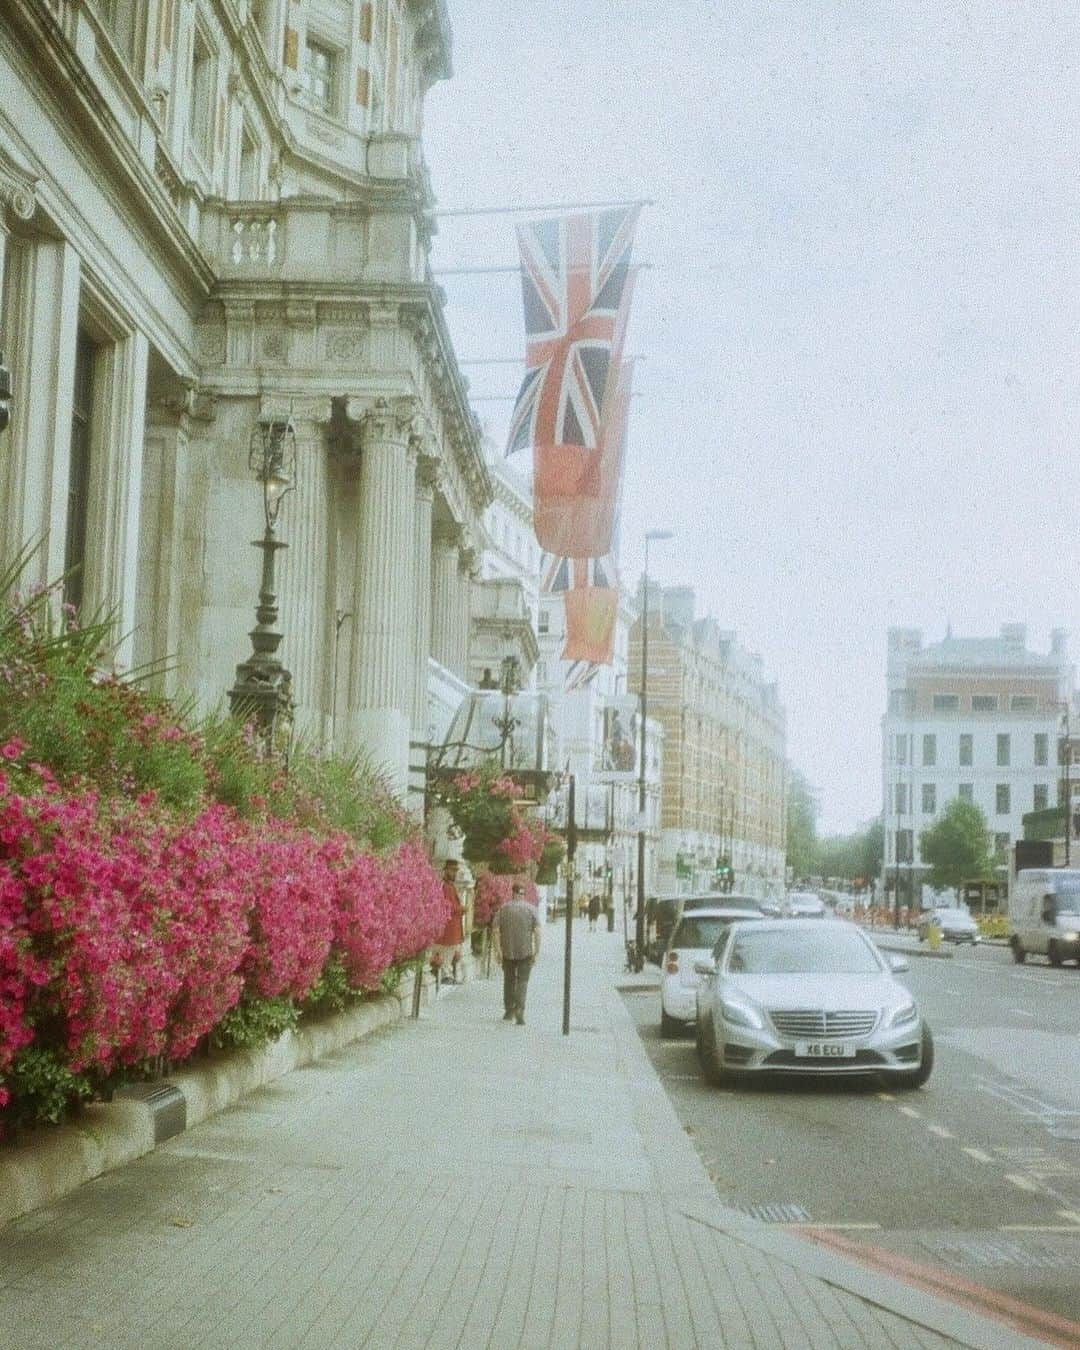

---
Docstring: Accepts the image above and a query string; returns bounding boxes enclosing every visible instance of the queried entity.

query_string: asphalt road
[622,940,1080,1333]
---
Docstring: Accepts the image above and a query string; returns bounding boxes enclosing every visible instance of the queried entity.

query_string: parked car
[917,906,980,945]
[646,892,761,965]
[659,906,765,1036]
[694,919,933,1088]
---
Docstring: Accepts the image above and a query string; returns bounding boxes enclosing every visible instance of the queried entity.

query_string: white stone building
[0,0,490,796]
[882,625,1073,904]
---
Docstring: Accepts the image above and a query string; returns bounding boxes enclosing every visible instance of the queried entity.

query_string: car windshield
[727,927,883,975]
[1053,880,1080,915]
[671,917,730,948]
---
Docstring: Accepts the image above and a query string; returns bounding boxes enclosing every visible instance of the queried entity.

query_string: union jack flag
[542,553,620,675]
[507,206,640,555]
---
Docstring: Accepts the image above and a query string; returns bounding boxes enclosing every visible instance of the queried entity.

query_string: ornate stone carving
[325,329,364,362]
[261,330,286,360]
[0,147,37,222]
[230,216,278,265]
[349,394,423,448]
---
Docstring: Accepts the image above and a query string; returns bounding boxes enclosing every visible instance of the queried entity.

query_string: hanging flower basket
[535,834,566,885]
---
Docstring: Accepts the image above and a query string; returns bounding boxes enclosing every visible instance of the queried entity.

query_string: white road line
[897,1105,921,1119]
[962,1147,993,1164]
[1008,1007,1036,1017]
[1057,1210,1080,1226]
[926,1124,955,1139]
[876,1091,896,1102]
[1005,1173,1042,1193]
[1000,1225,1080,1233]
[786,1223,882,1231]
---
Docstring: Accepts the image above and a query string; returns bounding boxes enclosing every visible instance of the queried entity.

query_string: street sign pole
[562,774,577,1036]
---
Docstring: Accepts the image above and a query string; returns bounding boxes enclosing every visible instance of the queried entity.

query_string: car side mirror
[693,958,717,976]
[887,953,910,973]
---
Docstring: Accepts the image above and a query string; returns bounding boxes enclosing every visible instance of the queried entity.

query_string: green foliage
[211,997,299,1052]
[4,1048,92,1130]
[302,953,356,1017]
[786,769,819,878]
[919,797,992,895]
[818,818,883,883]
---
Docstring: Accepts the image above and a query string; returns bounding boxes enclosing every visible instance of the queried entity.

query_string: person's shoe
[515,1014,525,1025]
[502,1011,514,1021]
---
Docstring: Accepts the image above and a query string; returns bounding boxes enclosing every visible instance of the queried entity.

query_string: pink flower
[0,739,26,762]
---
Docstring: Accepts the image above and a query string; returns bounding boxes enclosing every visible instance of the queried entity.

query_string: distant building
[630,585,787,899]
[882,625,1073,904]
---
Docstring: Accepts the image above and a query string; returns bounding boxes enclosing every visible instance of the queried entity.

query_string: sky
[423,1,1080,833]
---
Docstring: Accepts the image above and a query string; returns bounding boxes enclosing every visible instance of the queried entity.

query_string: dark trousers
[502,957,533,1017]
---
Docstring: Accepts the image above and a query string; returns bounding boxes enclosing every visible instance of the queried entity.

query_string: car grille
[764,1049,886,1068]
[769,1010,879,1039]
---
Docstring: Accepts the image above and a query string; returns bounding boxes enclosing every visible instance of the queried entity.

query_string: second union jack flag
[507,205,639,557]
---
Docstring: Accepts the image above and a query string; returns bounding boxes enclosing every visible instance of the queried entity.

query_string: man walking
[492,883,540,1025]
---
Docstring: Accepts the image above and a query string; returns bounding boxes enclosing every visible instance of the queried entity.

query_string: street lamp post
[1060,703,1072,866]
[635,528,673,969]
[229,411,297,752]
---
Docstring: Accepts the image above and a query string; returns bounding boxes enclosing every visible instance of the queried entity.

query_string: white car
[660,906,764,1036]
[694,919,933,1088]
[917,906,980,945]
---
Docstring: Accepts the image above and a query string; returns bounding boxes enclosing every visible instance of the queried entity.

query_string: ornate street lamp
[229,410,297,751]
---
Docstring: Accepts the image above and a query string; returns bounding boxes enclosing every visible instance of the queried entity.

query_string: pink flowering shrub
[473,870,538,926]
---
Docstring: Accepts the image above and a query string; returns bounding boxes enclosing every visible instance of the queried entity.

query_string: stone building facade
[630,585,787,898]
[882,625,1073,903]
[0,0,490,793]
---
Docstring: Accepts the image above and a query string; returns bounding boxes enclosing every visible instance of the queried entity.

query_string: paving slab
[0,921,1054,1349]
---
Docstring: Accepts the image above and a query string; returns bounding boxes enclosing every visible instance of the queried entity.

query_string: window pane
[958,783,973,802]
[959,733,972,766]
[996,783,1010,814]
[65,332,96,613]
[1011,696,1036,711]
[996,734,1010,767]
[972,695,998,711]
[922,783,936,813]
[1034,733,1048,767]
[923,734,936,766]
[933,693,959,710]
[1034,784,1049,811]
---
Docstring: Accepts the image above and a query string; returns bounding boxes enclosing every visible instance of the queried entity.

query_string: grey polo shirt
[494,898,539,960]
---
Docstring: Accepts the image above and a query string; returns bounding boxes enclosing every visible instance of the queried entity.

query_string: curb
[875,939,954,960]
[0,993,403,1227]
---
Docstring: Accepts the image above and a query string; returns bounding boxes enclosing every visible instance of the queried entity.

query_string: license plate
[794,1041,855,1059]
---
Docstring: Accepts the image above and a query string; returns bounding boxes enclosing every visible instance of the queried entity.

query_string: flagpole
[434,197,652,218]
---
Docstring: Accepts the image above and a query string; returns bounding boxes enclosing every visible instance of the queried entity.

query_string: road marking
[1000,1225,1080,1233]
[1057,1210,1080,1226]
[962,1147,993,1163]
[1005,1173,1041,1192]
[926,1124,955,1138]
[876,1091,896,1101]
[897,1105,921,1118]
[1008,1007,1036,1017]
[786,1222,881,1230]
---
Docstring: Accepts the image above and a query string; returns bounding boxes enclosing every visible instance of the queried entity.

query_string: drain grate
[737,1202,811,1223]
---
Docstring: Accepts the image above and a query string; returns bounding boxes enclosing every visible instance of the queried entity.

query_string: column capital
[344,393,424,447]
[416,449,441,497]
[432,518,463,550]
[0,145,37,224]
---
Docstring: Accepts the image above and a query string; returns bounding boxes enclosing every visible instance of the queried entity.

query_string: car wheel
[1048,941,1063,968]
[1010,936,1026,964]
[894,1023,934,1090]
[696,1016,725,1087]
[660,1009,681,1039]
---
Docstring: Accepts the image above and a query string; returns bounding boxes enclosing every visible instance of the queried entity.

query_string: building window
[1033,733,1048,766]
[64,331,96,613]
[893,734,907,766]
[888,689,912,714]
[922,783,936,814]
[896,829,913,863]
[958,782,973,802]
[303,38,337,114]
[996,733,1010,767]
[996,783,1010,815]
[922,734,936,767]
[1011,696,1036,712]
[1034,784,1049,811]
[97,0,138,60]
[972,694,998,712]
[994,832,1010,858]
[958,733,972,767]
[894,783,908,815]
[189,29,215,165]
[933,693,959,710]
[538,608,550,634]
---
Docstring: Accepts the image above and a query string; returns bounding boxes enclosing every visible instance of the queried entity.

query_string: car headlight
[887,1000,918,1028]
[719,996,765,1030]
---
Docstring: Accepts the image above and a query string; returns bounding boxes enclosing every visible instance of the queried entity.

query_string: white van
[1009,869,1080,966]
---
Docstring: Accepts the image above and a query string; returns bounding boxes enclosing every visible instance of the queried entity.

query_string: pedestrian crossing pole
[562,774,578,1036]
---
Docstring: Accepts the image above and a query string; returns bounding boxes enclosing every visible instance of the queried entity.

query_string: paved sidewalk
[0,924,1049,1349]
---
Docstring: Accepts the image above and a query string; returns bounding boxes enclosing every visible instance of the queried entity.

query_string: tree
[817,817,883,887]
[786,770,819,878]
[919,798,991,897]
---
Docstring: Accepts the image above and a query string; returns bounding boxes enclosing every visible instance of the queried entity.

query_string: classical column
[430,520,461,671]
[84,329,150,671]
[346,395,418,792]
[411,449,438,731]
[1,236,80,588]
[455,542,478,680]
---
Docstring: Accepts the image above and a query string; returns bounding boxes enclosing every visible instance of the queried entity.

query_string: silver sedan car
[694,919,933,1088]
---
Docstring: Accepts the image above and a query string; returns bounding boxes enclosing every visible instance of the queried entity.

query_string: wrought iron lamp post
[229,411,297,751]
